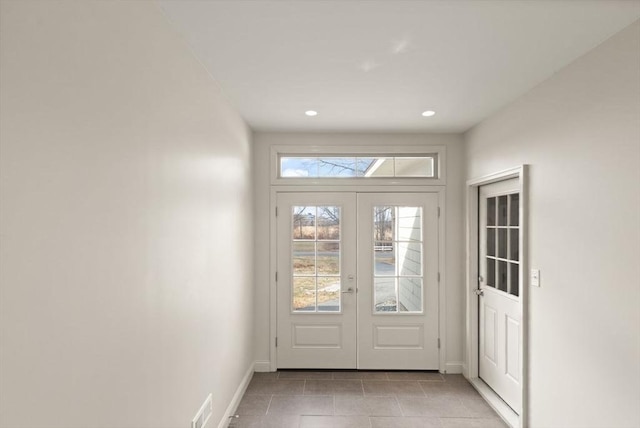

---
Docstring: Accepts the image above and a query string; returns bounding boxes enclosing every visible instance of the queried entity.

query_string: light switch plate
[531,269,540,287]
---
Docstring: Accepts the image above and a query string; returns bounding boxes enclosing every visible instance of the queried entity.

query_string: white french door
[276,193,357,368]
[357,193,439,369]
[478,179,522,413]
[276,192,439,370]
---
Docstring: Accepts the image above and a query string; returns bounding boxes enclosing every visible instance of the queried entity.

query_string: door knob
[341,287,355,294]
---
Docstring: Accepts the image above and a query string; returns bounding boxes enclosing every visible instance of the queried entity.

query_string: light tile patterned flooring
[227,370,507,428]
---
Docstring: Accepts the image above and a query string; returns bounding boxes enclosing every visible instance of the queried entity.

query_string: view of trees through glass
[280,156,435,178]
[291,206,341,312]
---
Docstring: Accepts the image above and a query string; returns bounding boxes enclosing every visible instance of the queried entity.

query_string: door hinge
[438,207,441,217]
[275,271,278,282]
[438,338,441,349]
[275,337,278,347]
[275,206,278,217]
[437,272,441,282]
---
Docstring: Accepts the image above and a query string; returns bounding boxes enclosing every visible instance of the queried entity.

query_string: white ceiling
[158,1,640,133]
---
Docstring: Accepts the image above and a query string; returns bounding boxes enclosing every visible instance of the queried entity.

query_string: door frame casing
[269,185,447,373]
[465,165,528,428]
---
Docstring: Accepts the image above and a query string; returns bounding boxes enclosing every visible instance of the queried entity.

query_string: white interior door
[276,191,439,370]
[478,179,522,413]
[276,192,357,368]
[357,193,440,369]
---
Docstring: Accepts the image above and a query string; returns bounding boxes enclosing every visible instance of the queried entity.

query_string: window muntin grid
[373,206,424,313]
[291,206,341,312]
[485,193,520,297]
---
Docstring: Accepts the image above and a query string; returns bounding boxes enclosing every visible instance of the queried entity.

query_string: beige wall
[465,21,640,428]
[252,132,466,372]
[0,2,253,427]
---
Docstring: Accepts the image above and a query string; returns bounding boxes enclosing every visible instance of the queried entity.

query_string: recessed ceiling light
[422,110,436,117]
[305,110,318,117]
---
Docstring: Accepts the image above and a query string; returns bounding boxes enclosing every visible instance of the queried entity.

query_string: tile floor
[227,370,508,428]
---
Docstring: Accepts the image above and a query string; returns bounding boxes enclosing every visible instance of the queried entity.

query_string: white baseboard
[445,362,464,374]
[253,360,272,372]
[217,362,255,428]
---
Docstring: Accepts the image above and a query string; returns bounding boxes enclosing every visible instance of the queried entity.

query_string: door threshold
[276,368,441,372]
[468,377,519,428]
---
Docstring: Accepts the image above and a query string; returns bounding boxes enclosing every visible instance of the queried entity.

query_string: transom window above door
[280,156,436,178]
[270,145,446,185]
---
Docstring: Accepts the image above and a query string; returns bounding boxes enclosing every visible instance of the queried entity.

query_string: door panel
[479,179,522,413]
[357,193,439,369]
[276,193,357,368]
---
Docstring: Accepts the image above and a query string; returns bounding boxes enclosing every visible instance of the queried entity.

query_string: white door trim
[465,165,528,428]
[269,185,447,373]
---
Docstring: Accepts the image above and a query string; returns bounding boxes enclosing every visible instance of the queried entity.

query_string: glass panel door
[357,193,440,370]
[277,193,357,369]
[478,179,522,413]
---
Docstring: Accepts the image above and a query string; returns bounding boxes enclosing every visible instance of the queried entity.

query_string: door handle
[341,287,355,294]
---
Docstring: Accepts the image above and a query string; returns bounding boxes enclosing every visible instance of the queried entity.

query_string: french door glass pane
[498,229,507,259]
[399,278,423,312]
[397,206,422,241]
[293,277,316,311]
[487,197,496,226]
[486,258,496,288]
[509,193,519,226]
[373,206,423,313]
[398,243,422,276]
[317,242,339,275]
[510,229,519,261]
[374,277,397,311]
[487,228,496,257]
[317,277,340,311]
[292,206,341,312]
[318,207,340,239]
[498,196,508,226]
[374,245,395,276]
[293,206,316,239]
[509,263,519,297]
[497,261,508,292]
[293,242,315,274]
